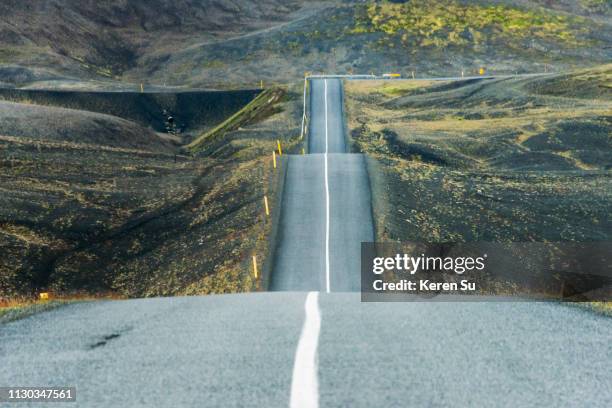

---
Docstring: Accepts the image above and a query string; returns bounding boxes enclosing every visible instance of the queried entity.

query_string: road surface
[271,78,373,292]
[1,77,611,408]
[1,294,610,407]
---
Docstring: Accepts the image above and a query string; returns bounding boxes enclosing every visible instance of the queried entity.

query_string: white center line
[324,79,331,294]
[290,291,321,408]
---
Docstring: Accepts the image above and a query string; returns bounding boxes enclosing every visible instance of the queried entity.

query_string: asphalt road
[1,294,610,407]
[271,78,373,292]
[308,78,346,154]
[0,294,303,407]
[2,76,611,407]
[270,154,374,292]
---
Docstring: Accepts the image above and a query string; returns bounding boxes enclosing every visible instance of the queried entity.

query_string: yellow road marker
[252,255,258,278]
[273,151,277,169]
[479,67,486,75]
[260,80,264,89]
[264,196,270,216]
[301,148,305,155]
[140,83,144,93]
[277,140,283,156]
[39,292,49,300]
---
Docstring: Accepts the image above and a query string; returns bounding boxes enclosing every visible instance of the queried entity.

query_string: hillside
[0,88,261,137]
[0,87,304,298]
[345,64,612,244]
[0,0,610,89]
[0,101,175,150]
[344,64,611,294]
[0,0,308,87]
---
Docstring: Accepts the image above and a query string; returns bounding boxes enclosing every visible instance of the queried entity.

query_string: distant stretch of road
[1,76,610,408]
[271,78,373,292]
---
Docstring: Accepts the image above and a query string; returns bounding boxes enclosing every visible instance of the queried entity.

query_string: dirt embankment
[0,86,303,299]
[0,88,261,138]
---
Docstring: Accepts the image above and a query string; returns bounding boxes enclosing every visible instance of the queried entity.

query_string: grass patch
[580,0,611,13]
[584,301,612,316]
[0,301,72,324]
[187,87,286,152]
[352,0,586,49]
[569,301,612,317]
[348,80,447,98]
[0,47,22,63]
[0,293,123,324]
[203,59,226,69]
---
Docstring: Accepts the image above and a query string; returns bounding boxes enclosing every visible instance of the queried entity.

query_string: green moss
[287,40,303,56]
[187,87,286,152]
[203,59,226,69]
[580,0,611,13]
[0,300,77,324]
[95,67,114,78]
[351,0,585,49]
[0,48,21,63]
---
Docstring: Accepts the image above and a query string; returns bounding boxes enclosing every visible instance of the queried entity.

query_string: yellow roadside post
[272,151,277,169]
[301,148,305,155]
[140,83,144,93]
[39,292,49,300]
[260,80,264,89]
[264,196,270,216]
[277,140,283,156]
[252,255,258,279]
[479,67,486,76]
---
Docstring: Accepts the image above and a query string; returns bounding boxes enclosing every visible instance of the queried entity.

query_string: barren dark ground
[345,66,611,244]
[0,1,610,300]
[344,65,611,296]
[0,0,610,89]
[0,87,303,298]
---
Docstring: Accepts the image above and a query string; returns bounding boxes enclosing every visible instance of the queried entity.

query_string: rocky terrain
[0,0,308,87]
[0,87,303,298]
[0,0,610,89]
[0,1,609,301]
[344,64,611,294]
[346,65,611,243]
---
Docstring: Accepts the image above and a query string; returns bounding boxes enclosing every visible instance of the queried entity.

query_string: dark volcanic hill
[0,0,306,86]
[0,0,610,89]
